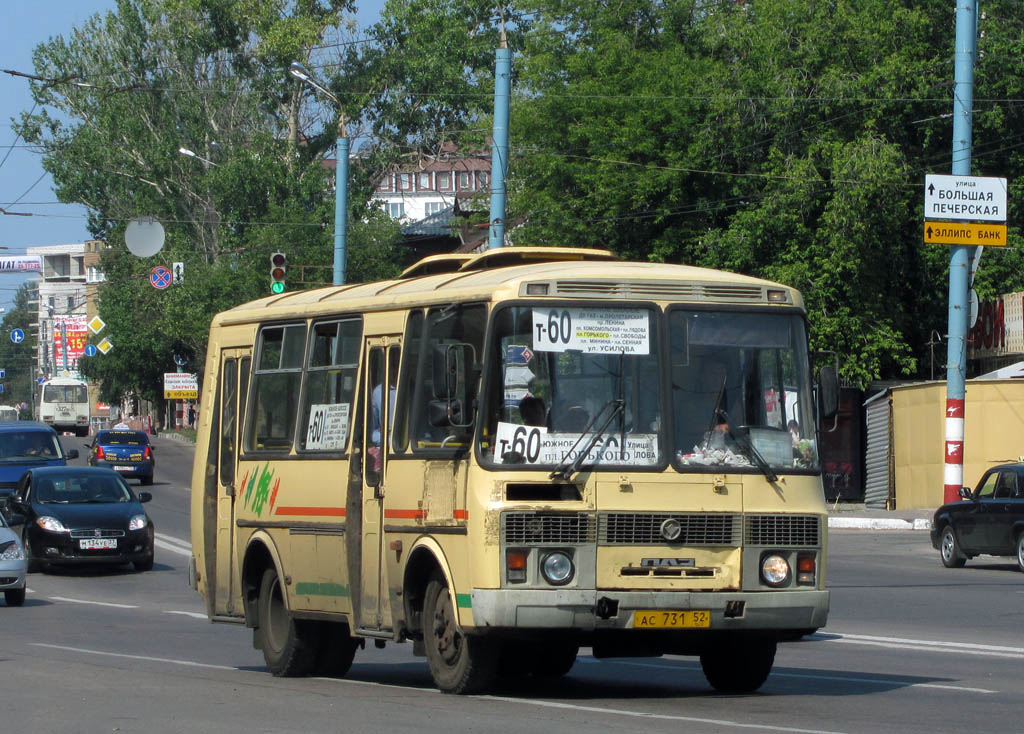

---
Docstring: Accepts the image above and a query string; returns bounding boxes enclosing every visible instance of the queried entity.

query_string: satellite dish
[969,289,979,329]
[125,216,166,257]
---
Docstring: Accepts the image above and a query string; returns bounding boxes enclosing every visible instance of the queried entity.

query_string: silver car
[0,510,26,606]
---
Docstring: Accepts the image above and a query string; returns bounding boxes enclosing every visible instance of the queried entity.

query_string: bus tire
[255,567,317,677]
[316,622,359,677]
[423,574,497,694]
[700,635,776,693]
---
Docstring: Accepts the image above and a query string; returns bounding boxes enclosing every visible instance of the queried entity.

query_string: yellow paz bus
[190,246,838,694]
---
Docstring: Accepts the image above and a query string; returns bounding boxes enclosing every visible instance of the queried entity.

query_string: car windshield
[33,474,132,504]
[0,431,62,462]
[97,431,148,446]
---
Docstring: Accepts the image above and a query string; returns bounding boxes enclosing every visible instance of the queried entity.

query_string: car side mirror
[10,493,24,506]
[6,512,25,526]
[138,492,152,503]
[66,449,79,460]
[958,486,973,500]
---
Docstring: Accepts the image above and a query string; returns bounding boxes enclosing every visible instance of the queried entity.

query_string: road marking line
[156,533,191,549]
[815,632,1024,659]
[26,644,847,732]
[588,659,996,694]
[48,596,138,608]
[30,643,236,670]
[164,610,206,619]
[481,695,848,733]
[154,536,191,556]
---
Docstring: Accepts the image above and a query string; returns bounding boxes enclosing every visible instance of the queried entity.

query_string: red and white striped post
[943,398,965,504]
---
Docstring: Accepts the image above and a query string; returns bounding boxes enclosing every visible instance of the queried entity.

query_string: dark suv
[0,422,78,515]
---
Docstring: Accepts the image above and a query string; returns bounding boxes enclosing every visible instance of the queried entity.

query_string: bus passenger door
[359,339,400,630]
[215,349,250,616]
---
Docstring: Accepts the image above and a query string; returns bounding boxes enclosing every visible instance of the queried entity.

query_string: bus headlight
[540,551,574,586]
[760,553,790,587]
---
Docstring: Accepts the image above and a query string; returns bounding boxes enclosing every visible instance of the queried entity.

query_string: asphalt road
[2,436,1022,734]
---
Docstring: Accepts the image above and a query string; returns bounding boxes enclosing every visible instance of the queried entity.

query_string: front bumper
[469,588,829,631]
[0,558,26,590]
[27,527,154,565]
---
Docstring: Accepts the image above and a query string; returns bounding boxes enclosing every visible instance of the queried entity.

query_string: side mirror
[10,493,24,506]
[958,486,973,500]
[427,399,465,428]
[432,344,461,400]
[817,365,839,420]
[66,449,79,460]
[138,492,152,503]
[6,512,25,526]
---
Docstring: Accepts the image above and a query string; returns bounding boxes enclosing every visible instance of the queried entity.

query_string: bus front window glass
[246,323,306,452]
[481,305,663,469]
[299,318,361,452]
[668,310,818,472]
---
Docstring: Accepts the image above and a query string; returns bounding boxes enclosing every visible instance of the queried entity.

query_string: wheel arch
[241,530,285,628]
[402,537,457,639]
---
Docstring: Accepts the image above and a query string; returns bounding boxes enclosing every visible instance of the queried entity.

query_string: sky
[0,1,385,314]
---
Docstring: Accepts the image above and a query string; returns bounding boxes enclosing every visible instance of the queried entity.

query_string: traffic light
[270,252,286,294]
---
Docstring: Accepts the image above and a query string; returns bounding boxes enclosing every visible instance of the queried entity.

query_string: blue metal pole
[943,0,978,504]
[334,116,348,286]
[488,35,511,250]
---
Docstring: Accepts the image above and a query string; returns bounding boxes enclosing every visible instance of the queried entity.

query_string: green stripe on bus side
[294,582,350,598]
[456,593,472,608]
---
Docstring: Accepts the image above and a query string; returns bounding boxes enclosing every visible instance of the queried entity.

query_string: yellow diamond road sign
[97,337,113,354]
[88,316,106,334]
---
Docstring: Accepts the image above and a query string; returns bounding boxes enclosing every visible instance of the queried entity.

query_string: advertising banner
[53,315,88,374]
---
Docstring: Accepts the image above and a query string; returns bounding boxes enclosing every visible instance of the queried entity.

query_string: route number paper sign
[306,403,350,450]
[531,308,649,355]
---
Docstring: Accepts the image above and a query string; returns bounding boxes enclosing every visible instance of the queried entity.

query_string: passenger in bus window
[371,359,399,445]
[518,395,547,427]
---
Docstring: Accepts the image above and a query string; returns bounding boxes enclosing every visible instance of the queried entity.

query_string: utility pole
[943,0,978,504]
[488,27,511,250]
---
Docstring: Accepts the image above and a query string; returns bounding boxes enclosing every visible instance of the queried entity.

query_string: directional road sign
[0,369,6,379]
[924,175,1007,222]
[10,329,24,344]
[173,262,184,285]
[84,344,98,357]
[924,221,1008,247]
[150,265,172,290]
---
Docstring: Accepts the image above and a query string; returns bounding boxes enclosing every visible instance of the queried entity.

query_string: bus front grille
[745,514,821,547]
[502,512,596,545]
[599,513,741,546]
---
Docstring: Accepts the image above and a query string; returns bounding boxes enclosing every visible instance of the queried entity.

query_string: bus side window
[299,318,361,452]
[246,323,306,452]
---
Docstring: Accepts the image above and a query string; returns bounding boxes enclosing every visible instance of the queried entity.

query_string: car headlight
[128,514,147,531]
[0,540,24,561]
[540,551,574,586]
[760,553,791,587]
[37,516,69,533]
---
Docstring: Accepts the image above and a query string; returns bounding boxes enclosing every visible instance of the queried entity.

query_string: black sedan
[7,466,155,572]
[86,429,155,485]
[931,462,1024,571]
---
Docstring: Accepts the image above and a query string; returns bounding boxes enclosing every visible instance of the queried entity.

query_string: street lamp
[289,61,347,286]
[178,146,219,167]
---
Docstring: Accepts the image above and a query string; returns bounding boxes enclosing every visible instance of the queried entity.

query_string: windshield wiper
[721,416,778,483]
[549,398,625,480]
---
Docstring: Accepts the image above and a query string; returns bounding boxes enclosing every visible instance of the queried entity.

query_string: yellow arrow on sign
[924,221,1007,246]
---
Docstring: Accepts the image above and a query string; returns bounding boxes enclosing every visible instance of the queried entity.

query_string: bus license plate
[80,538,117,550]
[633,610,711,629]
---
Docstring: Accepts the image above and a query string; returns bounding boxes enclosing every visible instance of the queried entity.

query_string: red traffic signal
[270,252,286,293]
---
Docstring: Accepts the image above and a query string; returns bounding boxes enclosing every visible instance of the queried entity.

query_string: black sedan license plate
[79,538,117,550]
[634,610,711,628]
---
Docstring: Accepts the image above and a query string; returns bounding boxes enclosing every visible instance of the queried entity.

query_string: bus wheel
[531,641,578,678]
[255,567,316,677]
[700,635,776,693]
[423,574,497,694]
[316,622,359,677]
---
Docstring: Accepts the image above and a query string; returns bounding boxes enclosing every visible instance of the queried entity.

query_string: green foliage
[0,284,43,411]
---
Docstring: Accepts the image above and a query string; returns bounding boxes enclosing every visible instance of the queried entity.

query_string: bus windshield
[669,309,818,472]
[480,305,818,473]
[482,305,664,469]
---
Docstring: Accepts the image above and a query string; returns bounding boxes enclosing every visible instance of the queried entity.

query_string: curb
[828,517,931,531]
